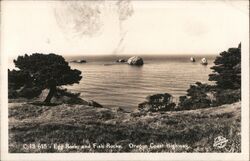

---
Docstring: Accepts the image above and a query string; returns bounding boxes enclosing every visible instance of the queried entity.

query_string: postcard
[1,0,249,160]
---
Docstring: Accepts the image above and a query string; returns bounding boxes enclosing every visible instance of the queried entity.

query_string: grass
[9,100,241,153]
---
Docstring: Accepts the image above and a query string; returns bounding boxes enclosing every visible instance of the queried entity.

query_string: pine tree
[209,43,241,89]
[9,53,82,103]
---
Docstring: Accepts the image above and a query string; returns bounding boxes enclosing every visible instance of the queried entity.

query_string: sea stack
[190,57,196,62]
[127,56,144,66]
[201,58,208,65]
[116,59,126,63]
[71,59,87,63]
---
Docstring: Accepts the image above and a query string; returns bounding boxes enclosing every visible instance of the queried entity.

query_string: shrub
[138,93,176,112]
[18,87,42,99]
[8,89,18,99]
[177,82,214,110]
[8,69,32,90]
[213,89,241,106]
[51,88,87,105]
[54,88,80,98]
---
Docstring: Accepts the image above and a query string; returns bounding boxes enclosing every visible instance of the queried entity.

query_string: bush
[51,88,87,105]
[138,93,176,112]
[177,96,211,110]
[54,88,80,98]
[18,87,42,99]
[177,82,214,110]
[213,89,241,106]
[8,89,19,99]
[8,69,32,90]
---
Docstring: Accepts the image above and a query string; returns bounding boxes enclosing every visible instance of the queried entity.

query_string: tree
[8,69,32,90]
[10,53,82,103]
[8,69,32,98]
[209,43,241,89]
[138,93,176,112]
[177,82,214,110]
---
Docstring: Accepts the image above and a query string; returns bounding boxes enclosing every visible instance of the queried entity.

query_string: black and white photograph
[0,0,249,160]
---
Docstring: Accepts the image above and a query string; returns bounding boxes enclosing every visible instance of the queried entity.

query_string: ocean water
[65,55,215,110]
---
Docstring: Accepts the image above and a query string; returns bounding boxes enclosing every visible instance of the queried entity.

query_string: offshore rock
[127,56,144,66]
[201,58,208,65]
[71,59,87,63]
[116,59,126,63]
[190,57,196,62]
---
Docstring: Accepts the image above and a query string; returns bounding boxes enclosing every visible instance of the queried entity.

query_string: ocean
[64,55,215,111]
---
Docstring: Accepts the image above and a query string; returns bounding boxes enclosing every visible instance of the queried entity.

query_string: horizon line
[8,53,218,59]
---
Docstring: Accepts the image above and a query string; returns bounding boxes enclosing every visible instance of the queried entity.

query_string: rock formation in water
[201,58,208,65]
[127,56,144,66]
[190,57,196,62]
[71,59,87,63]
[116,59,126,63]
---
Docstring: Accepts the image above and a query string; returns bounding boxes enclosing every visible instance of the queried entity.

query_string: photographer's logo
[213,136,228,149]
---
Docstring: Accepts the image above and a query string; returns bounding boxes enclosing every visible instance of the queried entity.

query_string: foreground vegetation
[9,99,240,153]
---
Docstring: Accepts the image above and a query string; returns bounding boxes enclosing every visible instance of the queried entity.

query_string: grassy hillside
[9,100,241,153]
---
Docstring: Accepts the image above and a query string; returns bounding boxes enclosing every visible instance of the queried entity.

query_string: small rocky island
[70,59,87,63]
[201,58,208,65]
[116,59,126,63]
[127,56,144,66]
[190,57,196,62]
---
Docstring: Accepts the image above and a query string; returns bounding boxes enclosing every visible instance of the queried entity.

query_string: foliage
[138,93,176,112]
[54,88,80,98]
[177,82,214,110]
[8,89,19,99]
[208,43,241,105]
[8,69,42,99]
[212,89,241,106]
[13,53,82,88]
[209,43,241,89]
[8,53,82,102]
[8,69,32,90]
[18,87,43,99]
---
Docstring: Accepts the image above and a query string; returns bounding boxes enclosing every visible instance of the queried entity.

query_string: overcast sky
[1,0,249,58]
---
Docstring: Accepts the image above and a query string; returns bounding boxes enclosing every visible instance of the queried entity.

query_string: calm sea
[64,55,215,111]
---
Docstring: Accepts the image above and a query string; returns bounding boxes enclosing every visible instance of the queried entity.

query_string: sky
[1,0,249,58]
